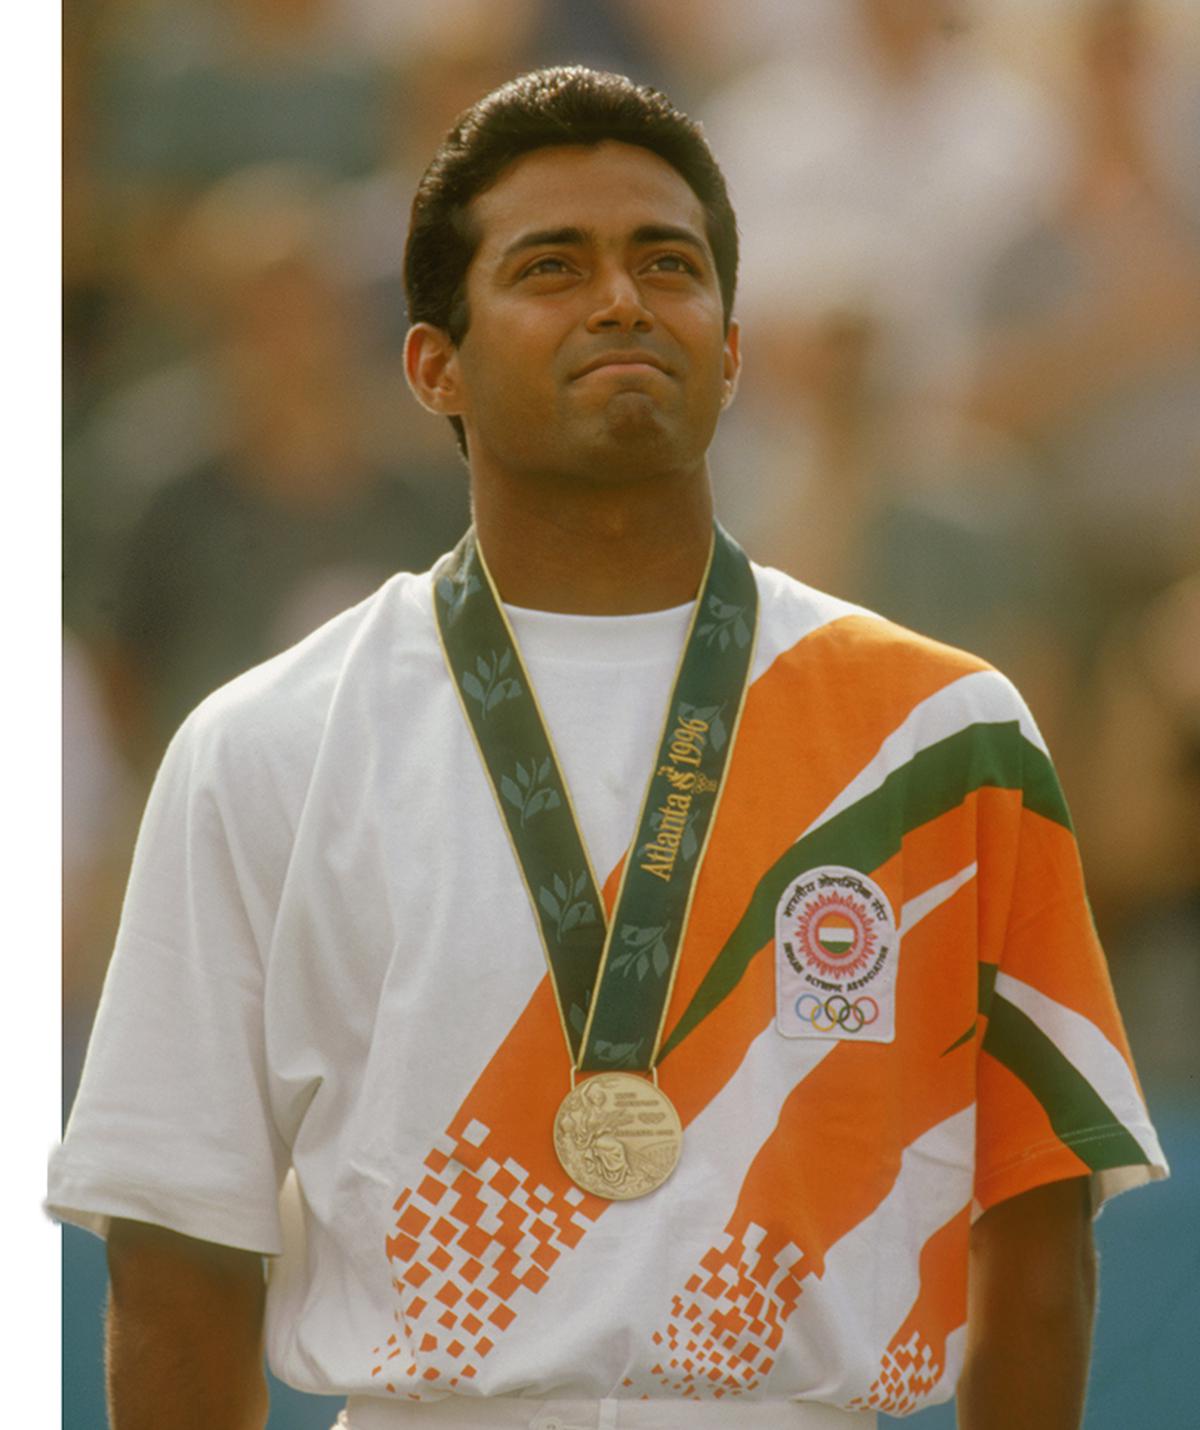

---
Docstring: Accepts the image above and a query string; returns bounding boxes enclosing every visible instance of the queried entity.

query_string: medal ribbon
[434,523,758,1074]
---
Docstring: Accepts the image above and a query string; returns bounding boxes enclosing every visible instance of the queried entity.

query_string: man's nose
[586,263,653,332]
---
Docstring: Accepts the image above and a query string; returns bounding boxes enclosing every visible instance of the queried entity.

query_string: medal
[553,1073,683,1200]
[435,523,758,1199]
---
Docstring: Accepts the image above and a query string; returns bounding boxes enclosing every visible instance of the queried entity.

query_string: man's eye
[648,254,699,275]
[523,256,571,277]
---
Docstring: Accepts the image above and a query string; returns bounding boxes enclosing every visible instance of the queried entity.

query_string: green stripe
[1023,741,1075,831]
[660,721,1067,1060]
[941,963,1000,1056]
[983,995,1148,1171]
[979,961,998,1017]
[941,1022,977,1057]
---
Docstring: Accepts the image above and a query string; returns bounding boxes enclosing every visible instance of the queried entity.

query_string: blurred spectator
[97,0,388,186]
[710,301,1081,756]
[331,0,538,66]
[707,0,1067,410]
[532,0,674,83]
[98,165,468,764]
[970,0,1200,649]
[1078,570,1200,927]
[606,0,871,106]
[331,0,669,89]
[704,0,1083,746]
[73,0,392,406]
[1076,570,1200,1093]
[65,0,397,638]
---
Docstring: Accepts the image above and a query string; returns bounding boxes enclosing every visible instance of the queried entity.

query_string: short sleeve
[49,704,290,1253]
[973,722,1168,1216]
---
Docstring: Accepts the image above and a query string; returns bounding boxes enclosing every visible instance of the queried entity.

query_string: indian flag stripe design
[743,568,869,684]
[792,668,1052,845]
[982,997,1147,1172]
[899,862,977,937]
[993,972,1166,1167]
[661,719,1064,1060]
[367,584,1165,1401]
[635,1101,977,1406]
[817,916,856,950]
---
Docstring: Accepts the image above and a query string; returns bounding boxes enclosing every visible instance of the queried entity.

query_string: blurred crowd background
[61,0,1198,1425]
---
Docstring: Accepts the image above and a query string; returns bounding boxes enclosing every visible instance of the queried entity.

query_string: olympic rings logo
[794,993,879,1034]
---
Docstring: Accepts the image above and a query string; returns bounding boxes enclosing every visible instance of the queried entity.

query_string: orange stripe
[647,881,984,1398]
[665,788,1011,1134]
[1000,808,1137,1061]
[443,613,982,1157]
[662,614,985,1117]
[850,1206,971,1412]
[974,1048,1092,1213]
[411,860,629,1217]
[726,884,979,1278]
[873,786,1020,916]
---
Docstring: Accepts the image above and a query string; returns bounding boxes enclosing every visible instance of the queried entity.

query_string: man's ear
[721,319,742,409]
[405,323,465,418]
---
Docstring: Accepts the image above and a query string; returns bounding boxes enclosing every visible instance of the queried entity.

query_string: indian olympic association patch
[775,866,898,1043]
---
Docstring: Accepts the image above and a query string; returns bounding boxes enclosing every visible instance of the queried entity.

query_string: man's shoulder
[753,561,995,681]
[176,567,436,774]
[750,559,1043,745]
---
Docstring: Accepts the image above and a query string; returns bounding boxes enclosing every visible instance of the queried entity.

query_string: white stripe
[1094,1162,1167,1208]
[941,1324,968,1399]
[672,1020,840,1197]
[993,971,1166,1168]
[798,669,1046,845]
[772,1105,976,1403]
[748,563,871,682]
[899,864,977,937]
[507,1023,840,1362]
[341,1394,870,1427]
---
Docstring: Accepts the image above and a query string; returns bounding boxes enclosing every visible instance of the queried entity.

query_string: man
[51,67,1166,1429]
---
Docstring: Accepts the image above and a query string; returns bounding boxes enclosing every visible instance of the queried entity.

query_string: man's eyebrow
[498,227,591,264]
[630,223,709,255]
[496,223,711,266]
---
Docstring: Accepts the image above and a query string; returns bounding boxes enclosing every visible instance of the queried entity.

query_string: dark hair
[404,66,739,453]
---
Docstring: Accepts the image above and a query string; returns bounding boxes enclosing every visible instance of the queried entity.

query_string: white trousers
[336,1396,876,1429]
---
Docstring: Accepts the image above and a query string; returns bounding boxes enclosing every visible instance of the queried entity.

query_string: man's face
[425,141,739,486]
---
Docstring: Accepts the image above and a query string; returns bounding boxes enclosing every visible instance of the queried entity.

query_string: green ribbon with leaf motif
[434,523,758,1074]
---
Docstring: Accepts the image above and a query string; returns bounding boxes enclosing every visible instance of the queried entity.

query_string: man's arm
[105,1218,270,1430]
[958,1176,1096,1430]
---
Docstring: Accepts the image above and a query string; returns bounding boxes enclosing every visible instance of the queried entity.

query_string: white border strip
[799,670,1045,846]
[900,864,978,937]
[994,971,1166,1168]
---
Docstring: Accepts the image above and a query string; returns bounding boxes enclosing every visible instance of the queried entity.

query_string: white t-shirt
[503,600,693,882]
[50,560,1164,1419]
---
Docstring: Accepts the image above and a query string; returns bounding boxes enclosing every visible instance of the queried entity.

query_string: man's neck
[471,468,715,615]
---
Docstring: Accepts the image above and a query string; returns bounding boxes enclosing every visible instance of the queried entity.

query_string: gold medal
[553,1072,683,1200]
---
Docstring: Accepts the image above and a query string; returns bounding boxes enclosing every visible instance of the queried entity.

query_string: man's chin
[596,390,676,446]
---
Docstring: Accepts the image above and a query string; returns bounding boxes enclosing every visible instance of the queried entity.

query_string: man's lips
[571,351,673,380]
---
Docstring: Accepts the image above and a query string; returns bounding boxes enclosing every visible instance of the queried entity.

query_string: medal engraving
[554,1073,682,1200]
